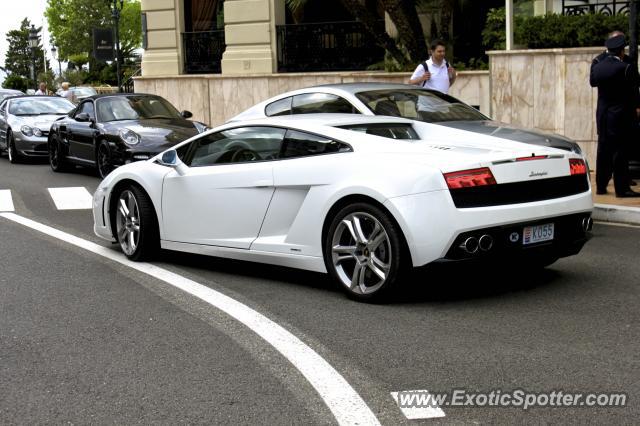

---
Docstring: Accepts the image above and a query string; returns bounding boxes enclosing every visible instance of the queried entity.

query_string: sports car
[93,114,593,301]
[0,95,75,163]
[0,88,25,102]
[230,82,582,153]
[48,93,210,178]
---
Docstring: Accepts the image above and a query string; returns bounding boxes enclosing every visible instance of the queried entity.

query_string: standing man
[409,39,457,94]
[35,82,47,95]
[590,34,640,197]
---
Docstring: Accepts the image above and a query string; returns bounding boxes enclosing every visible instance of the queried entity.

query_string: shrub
[483,8,630,50]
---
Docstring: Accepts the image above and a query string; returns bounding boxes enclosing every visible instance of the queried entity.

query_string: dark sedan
[48,93,209,178]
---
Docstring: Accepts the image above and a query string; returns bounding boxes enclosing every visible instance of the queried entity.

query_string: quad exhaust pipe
[478,234,494,251]
[582,217,593,232]
[460,237,479,254]
[459,234,494,254]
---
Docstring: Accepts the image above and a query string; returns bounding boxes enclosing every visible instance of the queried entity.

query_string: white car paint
[93,115,593,294]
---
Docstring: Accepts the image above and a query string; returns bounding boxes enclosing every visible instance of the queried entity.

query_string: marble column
[221,0,285,74]
[140,0,182,76]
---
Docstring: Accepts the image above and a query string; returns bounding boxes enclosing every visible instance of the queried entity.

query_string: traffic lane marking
[0,189,14,211]
[0,212,380,426]
[48,187,93,210]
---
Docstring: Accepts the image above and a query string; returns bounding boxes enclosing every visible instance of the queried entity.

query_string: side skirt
[161,240,327,273]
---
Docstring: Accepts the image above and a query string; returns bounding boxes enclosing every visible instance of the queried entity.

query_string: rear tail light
[444,167,497,189]
[569,158,587,175]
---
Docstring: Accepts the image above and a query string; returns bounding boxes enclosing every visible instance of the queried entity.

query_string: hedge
[482,8,631,50]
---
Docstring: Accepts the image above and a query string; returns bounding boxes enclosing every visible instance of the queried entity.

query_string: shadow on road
[155,249,566,305]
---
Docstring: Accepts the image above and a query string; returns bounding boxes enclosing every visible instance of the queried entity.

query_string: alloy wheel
[98,144,112,178]
[7,135,15,163]
[115,190,141,256]
[331,212,392,295]
[49,141,59,169]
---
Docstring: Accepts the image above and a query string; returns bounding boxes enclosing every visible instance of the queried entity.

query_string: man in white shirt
[409,39,457,94]
[408,40,457,121]
[35,82,47,95]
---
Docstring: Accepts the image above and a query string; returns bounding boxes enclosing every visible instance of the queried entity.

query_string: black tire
[113,185,159,261]
[49,135,70,172]
[97,140,113,179]
[324,202,408,302]
[7,130,21,164]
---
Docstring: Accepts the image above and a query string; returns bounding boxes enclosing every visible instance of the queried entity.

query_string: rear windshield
[337,123,419,140]
[355,89,488,123]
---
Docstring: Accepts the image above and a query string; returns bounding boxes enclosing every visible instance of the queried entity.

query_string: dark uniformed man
[590,34,640,197]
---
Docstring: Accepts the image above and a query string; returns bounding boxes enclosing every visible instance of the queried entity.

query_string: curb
[593,203,640,225]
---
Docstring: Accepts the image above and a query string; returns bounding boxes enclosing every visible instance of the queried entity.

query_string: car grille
[449,175,590,208]
[34,143,48,152]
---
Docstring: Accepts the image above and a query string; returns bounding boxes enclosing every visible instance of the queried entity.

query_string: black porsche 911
[48,93,210,178]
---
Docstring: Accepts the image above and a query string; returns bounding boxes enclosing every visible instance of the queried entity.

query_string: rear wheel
[114,185,159,261]
[324,202,408,302]
[7,131,21,164]
[97,141,113,178]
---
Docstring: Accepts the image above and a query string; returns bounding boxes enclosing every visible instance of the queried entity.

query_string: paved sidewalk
[591,175,640,225]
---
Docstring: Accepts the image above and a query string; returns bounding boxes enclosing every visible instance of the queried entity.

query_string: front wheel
[49,136,69,172]
[97,141,113,179]
[324,202,408,302]
[114,185,159,261]
[7,131,21,164]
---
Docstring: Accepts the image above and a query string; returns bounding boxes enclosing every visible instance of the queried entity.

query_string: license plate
[523,223,554,245]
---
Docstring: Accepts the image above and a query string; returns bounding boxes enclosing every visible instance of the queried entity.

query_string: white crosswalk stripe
[0,189,15,212]
[48,187,93,210]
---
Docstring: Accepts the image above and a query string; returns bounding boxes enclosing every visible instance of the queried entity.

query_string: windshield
[73,87,97,96]
[355,89,488,123]
[96,95,181,122]
[8,97,75,115]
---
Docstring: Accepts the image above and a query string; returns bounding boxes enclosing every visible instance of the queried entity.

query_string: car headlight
[20,125,43,137]
[118,128,140,145]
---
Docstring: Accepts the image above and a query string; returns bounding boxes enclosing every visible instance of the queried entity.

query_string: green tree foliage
[482,8,629,51]
[3,75,29,92]
[3,18,49,89]
[45,0,141,60]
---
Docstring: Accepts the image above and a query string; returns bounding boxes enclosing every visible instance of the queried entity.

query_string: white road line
[0,212,380,426]
[48,187,93,210]
[390,390,446,419]
[0,190,15,212]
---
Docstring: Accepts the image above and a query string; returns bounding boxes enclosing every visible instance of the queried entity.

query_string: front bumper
[110,146,162,167]
[13,133,49,157]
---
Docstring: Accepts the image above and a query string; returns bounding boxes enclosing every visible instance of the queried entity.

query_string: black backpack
[420,59,449,87]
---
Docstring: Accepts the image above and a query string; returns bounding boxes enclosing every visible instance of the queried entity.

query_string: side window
[280,130,351,159]
[187,126,286,167]
[291,93,357,114]
[265,97,292,116]
[77,101,95,119]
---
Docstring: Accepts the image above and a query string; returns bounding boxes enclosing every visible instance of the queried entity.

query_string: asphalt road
[1,157,638,424]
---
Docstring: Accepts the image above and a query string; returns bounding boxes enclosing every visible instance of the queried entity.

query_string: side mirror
[181,110,193,119]
[75,112,91,122]
[158,149,188,176]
